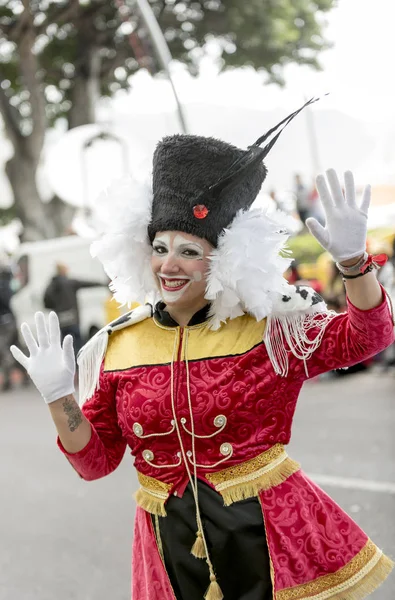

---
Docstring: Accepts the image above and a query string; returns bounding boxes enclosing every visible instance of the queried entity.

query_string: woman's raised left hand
[306,169,370,263]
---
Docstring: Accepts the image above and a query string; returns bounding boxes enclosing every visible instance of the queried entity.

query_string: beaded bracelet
[336,252,368,275]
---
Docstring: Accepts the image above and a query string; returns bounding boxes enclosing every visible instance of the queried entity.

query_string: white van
[10,235,111,342]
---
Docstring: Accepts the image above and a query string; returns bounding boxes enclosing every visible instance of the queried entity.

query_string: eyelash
[153,246,166,254]
[153,247,201,258]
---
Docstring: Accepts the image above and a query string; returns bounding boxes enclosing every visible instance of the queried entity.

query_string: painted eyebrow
[177,243,204,251]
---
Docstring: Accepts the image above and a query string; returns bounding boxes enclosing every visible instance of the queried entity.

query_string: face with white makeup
[151,231,213,323]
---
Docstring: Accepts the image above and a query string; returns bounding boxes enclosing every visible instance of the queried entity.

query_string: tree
[0,0,336,240]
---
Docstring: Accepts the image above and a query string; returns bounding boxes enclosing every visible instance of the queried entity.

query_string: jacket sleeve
[304,287,394,379]
[0,278,13,308]
[72,278,104,291]
[57,365,127,481]
[43,282,55,310]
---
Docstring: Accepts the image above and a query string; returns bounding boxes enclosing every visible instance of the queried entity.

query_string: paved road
[0,370,394,600]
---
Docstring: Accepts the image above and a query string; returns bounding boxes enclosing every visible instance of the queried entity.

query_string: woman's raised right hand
[10,312,75,404]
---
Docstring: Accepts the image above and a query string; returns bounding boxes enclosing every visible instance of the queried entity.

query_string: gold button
[133,423,143,437]
[142,450,154,462]
[214,415,227,427]
[220,443,232,456]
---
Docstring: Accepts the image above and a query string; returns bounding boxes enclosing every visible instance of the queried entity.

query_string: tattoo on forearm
[62,396,83,432]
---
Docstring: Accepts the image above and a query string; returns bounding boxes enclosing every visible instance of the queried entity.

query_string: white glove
[306,169,370,263]
[10,311,75,404]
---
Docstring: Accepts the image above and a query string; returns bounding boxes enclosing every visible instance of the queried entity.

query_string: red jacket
[59,293,394,600]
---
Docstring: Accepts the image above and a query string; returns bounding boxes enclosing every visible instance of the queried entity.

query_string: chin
[161,291,205,309]
[162,296,190,307]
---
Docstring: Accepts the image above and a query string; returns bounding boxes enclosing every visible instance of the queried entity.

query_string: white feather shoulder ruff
[205,207,295,328]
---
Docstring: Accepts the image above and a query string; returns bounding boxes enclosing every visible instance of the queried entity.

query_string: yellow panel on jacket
[104,313,266,371]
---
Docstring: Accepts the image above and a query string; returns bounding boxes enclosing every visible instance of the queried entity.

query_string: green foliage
[287,232,326,263]
[156,0,336,82]
[0,0,337,127]
[0,205,18,226]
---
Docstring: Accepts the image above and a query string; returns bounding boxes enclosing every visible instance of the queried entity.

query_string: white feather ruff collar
[91,174,303,321]
[206,207,296,329]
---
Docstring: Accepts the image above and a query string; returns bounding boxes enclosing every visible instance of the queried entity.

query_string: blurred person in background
[293,172,311,224]
[375,236,395,369]
[323,260,347,312]
[0,255,29,390]
[269,188,281,210]
[43,262,104,354]
[9,103,395,600]
[0,256,17,390]
[308,177,325,225]
[377,238,395,291]
[388,235,395,367]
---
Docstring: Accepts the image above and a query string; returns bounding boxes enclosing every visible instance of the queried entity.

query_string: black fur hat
[148,134,267,247]
[148,97,319,247]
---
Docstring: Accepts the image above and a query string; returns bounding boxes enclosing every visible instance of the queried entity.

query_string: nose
[160,254,180,274]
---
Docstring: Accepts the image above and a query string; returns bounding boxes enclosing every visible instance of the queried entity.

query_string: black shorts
[153,480,273,600]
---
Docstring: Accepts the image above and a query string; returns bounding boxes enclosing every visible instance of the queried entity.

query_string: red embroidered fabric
[132,508,176,600]
[260,471,369,590]
[58,292,394,488]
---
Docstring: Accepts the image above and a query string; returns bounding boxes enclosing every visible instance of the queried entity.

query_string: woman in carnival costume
[11,100,395,600]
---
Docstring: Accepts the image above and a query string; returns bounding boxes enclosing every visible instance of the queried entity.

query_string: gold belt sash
[135,444,300,514]
[134,472,172,516]
[205,444,300,505]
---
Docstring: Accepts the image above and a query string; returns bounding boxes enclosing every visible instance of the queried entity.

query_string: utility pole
[132,0,188,134]
[304,98,321,177]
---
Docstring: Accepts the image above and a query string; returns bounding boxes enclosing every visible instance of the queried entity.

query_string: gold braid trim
[205,444,300,506]
[134,471,172,516]
[276,539,394,600]
[154,514,165,562]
